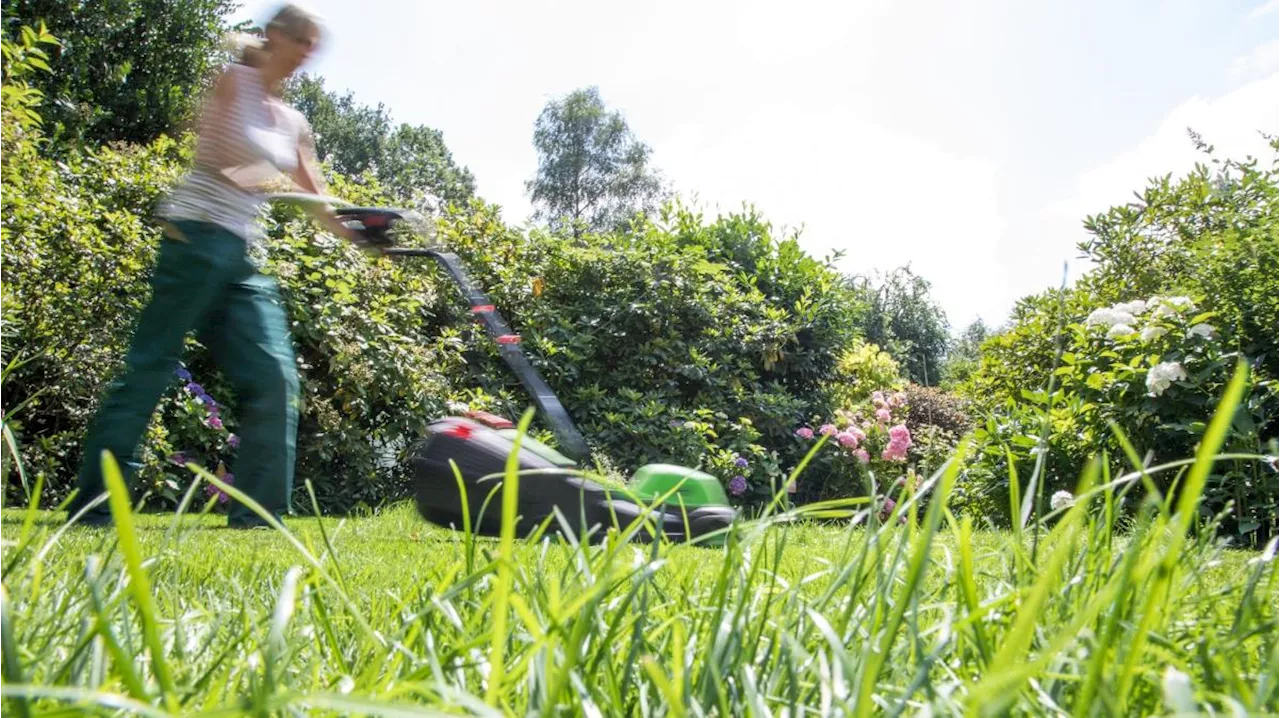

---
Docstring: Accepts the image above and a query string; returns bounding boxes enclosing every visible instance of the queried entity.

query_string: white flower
[1146,361,1188,396]
[1050,490,1075,511]
[1107,323,1135,339]
[1086,308,1137,329]
[1186,323,1216,339]
[1140,326,1168,342]
[1162,666,1196,714]
[1085,308,1113,326]
[1113,300,1147,315]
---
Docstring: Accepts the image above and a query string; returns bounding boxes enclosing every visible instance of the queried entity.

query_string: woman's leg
[201,266,300,528]
[69,222,231,523]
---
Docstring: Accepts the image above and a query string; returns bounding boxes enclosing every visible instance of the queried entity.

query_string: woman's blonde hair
[228,3,323,67]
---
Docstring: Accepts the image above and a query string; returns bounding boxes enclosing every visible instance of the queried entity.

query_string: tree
[1,0,239,147]
[284,74,476,208]
[848,266,950,386]
[939,318,990,389]
[526,86,667,237]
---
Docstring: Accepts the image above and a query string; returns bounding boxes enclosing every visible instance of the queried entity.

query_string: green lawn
[2,483,1275,717]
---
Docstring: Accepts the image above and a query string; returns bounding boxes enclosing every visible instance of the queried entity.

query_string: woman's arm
[289,131,383,253]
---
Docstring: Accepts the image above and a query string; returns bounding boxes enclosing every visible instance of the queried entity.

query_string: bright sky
[236,0,1278,330]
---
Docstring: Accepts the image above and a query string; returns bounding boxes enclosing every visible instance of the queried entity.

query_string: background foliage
[284,74,477,209]
[526,86,669,237]
[955,139,1280,545]
[1,0,239,147]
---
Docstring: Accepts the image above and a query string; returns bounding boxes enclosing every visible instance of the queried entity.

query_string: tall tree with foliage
[526,86,667,237]
[284,74,476,207]
[848,266,951,385]
[1,0,239,147]
[939,319,991,389]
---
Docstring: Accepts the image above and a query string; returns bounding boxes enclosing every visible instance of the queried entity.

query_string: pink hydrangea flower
[872,391,887,408]
[882,444,909,462]
[819,423,838,436]
[837,431,860,448]
[795,426,814,439]
[875,408,892,423]
[854,448,870,464]
[207,416,224,431]
[849,427,867,443]
[888,424,911,446]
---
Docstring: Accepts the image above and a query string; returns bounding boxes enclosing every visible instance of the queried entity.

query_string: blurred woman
[68,3,371,528]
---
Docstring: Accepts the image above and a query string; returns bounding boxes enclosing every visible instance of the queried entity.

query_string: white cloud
[1248,0,1279,20]
[1230,39,1279,81]
[653,104,1008,329]
[1037,68,1278,304]
[1046,70,1278,221]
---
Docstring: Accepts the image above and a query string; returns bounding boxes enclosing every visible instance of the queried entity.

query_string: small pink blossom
[207,416,224,431]
[795,426,814,439]
[837,431,860,448]
[854,448,870,464]
[872,391,887,408]
[888,424,911,446]
[819,423,838,436]
[875,408,892,423]
[882,444,909,462]
[849,427,866,443]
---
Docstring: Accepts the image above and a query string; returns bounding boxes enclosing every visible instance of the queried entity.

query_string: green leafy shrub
[427,201,867,502]
[956,140,1279,544]
[958,294,1278,542]
[2,127,876,509]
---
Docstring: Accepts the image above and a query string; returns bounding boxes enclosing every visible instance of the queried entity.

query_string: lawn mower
[271,193,737,545]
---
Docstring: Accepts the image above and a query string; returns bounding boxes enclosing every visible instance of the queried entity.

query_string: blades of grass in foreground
[1,583,32,718]
[854,439,963,718]
[100,450,179,713]
[966,457,1100,716]
[484,407,536,707]
[1116,360,1249,712]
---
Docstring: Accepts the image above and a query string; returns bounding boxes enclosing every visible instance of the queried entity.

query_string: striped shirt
[158,63,310,245]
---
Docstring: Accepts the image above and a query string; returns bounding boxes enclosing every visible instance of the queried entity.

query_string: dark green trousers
[69,219,300,527]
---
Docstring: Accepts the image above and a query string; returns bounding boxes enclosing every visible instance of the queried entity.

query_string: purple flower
[198,393,217,408]
[207,416,224,431]
[205,472,234,504]
[168,451,189,466]
[175,367,192,382]
[878,496,896,523]
[734,456,749,468]
[728,475,748,496]
[227,434,240,449]
[185,382,204,396]
[795,427,814,440]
